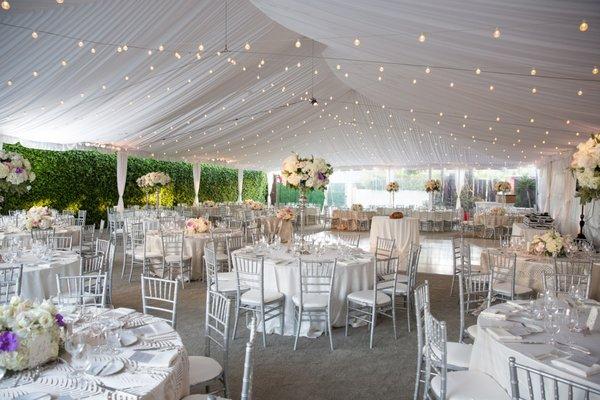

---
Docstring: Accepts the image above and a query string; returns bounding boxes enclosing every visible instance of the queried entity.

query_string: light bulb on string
[31,31,38,39]
[530,68,537,75]
[60,59,67,66]
[418,32,427,42]
[475,67,481,75]
[379,65,384,72]
[90,47,96,54]
[593,66,599,75]
[1,1,10,11]
[579,20,589,32]
[577,89,583,96]
[353,37,361,46]
[294,39,301,48]
[198,43,204,51]
[78,40,84,47]
[493,27,501,38]
[56,0,63,3]
[122,44,128,51]
[531,87,537,94]
[158,44,164,51]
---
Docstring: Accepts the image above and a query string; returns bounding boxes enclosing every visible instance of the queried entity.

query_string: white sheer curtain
[267,172,274,205]
[192,163,201,206]
[455,169,465,210]
[116,151,128,212]
[237,169,244,203]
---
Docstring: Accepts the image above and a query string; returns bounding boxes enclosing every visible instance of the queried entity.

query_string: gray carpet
[111,252,474,400]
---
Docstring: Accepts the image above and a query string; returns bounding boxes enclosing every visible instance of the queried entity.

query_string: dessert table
[2,251,81,301]
[369,216,420,256]
[232,244,374,337]
[512,222,551,242]
[470,302,600,397]
[0,307,190,400]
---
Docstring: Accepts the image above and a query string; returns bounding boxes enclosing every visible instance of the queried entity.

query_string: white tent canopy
[0,0,599,171]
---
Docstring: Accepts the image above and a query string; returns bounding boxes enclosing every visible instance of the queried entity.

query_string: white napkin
[132,321,173,338]
[486,327,522,342]
[102,308,136,319]
[480,309,508,320]
[506,300,529,310]
[128,349,178,368]
[551,357,600,378]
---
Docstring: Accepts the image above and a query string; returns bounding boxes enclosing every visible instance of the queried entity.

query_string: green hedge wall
[2,143,267,225]
[276,183,325,206]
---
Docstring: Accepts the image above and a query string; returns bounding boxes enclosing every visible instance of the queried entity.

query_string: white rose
[286,173,301,187]
[36,310,54,329]
[0,163,9,179]
[282,154,299,173]
[28,171,35,182]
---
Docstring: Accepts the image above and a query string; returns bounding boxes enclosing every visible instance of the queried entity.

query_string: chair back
[0,265,23,303]
[81,224,96,243]
[233,254,264,296]
[297,259,336,308]
[414,281,430,354]
[554,259,593,298]
[461,243,475,275]
[48,235,73,251]
[508,356,600,399]
[543,271,590,299]
[226,234,245,265]
[161,231,185,260]
[55,273,107,307]
[423,310,448,399]
[338,233,360,248]
[375,237,395,260]
[458,271,491,342]
[80,254,104,275]
[141,275,179,328]
[31,228,55,243]
[241,317,257,400]
[406,243,422,291]
[95,239,115,304]
[76,210,87,226]
[228,219,243,230]
[205,290,231,395]
[451,237,462,274]
[489,250,517,299]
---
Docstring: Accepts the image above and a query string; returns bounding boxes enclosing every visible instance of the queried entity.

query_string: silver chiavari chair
[141,275,179,328]
[79,224,96,254]
[0,265,23,303]
[226,234,245,271]
[126,222,162,282]
[47,235,73,251]
[204,241,237,293]
[488,250,533,302]
[188,290,232,397]
[80,254,104,275]
[422,308,506,399]
[76,210,87,226]
[245,225,261,245]
[542,271,591,300]
[161,231,192,288]
[458,271,491,343]
[345,257,396,349]
[55,273,107,308]
[508,356,600,399]
[337,233,360,248]
[375,237,396,260]
[95,239,115,305]
[450,237,463,296]
[554,259,593,298]
[232,254,285,347]
[293,259,337,351]
[31,228,55,243]
[413,281,430,400]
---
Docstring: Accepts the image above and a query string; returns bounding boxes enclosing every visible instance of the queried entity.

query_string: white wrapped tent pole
[192,163,201,206]
[238,169,244,203]
[116,150,128,213]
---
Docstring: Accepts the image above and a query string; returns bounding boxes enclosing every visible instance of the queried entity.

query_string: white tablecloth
[470,303,600,398]
[233,245,374,337]
[512,222,551,242]
[0,225,81,246]
[369,216,420,256]
[0,308,190,400]
[4,251,81,301]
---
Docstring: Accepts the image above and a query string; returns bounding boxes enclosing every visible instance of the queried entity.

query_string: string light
[530,68,537,75]
[198,43,204,51]
[379,66,384,72]
[31,31,38,39]
[531,87,537,94]
[174,52,181,59]
[1,1,10,11]
[244,42,251,50]
[60,59,67,66]
[425,67,431,74]
[577,89,583,96]
[56,0,63,3]
[90,47,96,54]
[418,33,427,42]
[122,44,128,51]
[475,67,481,75]
[492,27,501,38]
[295,39,301,48]
[489,84,494,91]
[449,82,454,87]
[158,44,164,51]
[78,40,84,47]
[353,37,361,46]
[579,20,589,32]
[593,66,599,75]
[6,80,12,86]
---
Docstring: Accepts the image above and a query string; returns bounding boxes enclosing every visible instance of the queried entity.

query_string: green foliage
[459,171,476,212]
[2,143,267,225]
[515,176,536,208]
[276,183,325,206]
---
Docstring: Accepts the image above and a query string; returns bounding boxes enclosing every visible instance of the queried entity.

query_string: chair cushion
[347,290,391,306]
[164,254,192,263]
[216,253,229,261]
[431,370,508,400]
[217,271,237,281]
[467,325,478,340]
[241,289,284,305]
[188,356,223,386]
[432,342,472,370]
[382,282,409,295]
[493,282,533,296]
[292,293,329,309]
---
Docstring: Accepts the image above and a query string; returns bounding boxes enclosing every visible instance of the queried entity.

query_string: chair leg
[369,305,376,349]
[413,354,423,400]
[391,301,398,340]
[232,299,240,340]
[293,308,302,351]
[260,307,267,348]
[406,295,412,333]
[121,246,127,279]
[327,309,334,351]
[128,257,135,283]
[344,299,350,337]
[450,273,455,296]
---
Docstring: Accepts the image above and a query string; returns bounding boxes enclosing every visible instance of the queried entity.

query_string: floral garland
[0,151,35,209]
[25,206,53,230]
[424,179,441,193]
[571,132,600,205]
[494,181,511,193]
[386,181,399,192]
[0,297,64,371]
[136,171,171,189]
[281,153,333,191]
[276,207,295,221]
[184,217,211,234]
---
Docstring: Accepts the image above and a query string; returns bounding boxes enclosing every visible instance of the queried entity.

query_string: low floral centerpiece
[389,211,404,219]
[25,206,53,230]
[351,204,363,212]
[527,231,569,257]
[386,182,399,192]
[425,179,441,192]
[489,207,507,216]
[276,207,295,221]
[202,200,216,207]
[0,297,64,371]
[0,151,36,210]
[494,181,512,194]
[184,217,211,235]
[571,132,600,205]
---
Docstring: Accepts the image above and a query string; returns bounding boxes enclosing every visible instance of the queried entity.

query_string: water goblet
[545,312,560,347]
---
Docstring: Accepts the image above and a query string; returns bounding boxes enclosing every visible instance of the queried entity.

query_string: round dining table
[0,307,190,400]
[369,216,420,256]
[233,244,374,337]
[469,302,600,397]
[0,225,81,246]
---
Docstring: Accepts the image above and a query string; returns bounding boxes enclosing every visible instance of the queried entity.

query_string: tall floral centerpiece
[386,181,399,207]
[571,133,600,239]
[0,151,36,210]
[425,179,441,210]
[0,297,65,371]
[137,172,171,208]
[281,153,333,253]
[527,231,569,258]
[494,181,512,194]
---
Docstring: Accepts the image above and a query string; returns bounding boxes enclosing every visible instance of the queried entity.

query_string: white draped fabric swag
[116,150,128,212]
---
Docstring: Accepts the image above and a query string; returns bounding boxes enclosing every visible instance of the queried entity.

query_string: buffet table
[369,216,420,256]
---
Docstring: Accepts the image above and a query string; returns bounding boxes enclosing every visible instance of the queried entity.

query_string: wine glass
[545,312,560,347]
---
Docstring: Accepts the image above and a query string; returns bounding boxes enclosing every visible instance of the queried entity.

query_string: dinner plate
[87,358,125,376]
[120,330,138,346]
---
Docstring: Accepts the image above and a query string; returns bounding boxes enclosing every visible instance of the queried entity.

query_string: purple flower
[14,167,23,174]
[55,313,65,327]
[317,171,326,181]
[0,331,19,352]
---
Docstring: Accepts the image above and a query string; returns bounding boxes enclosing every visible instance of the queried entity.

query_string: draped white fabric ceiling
[0,0,598,171]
